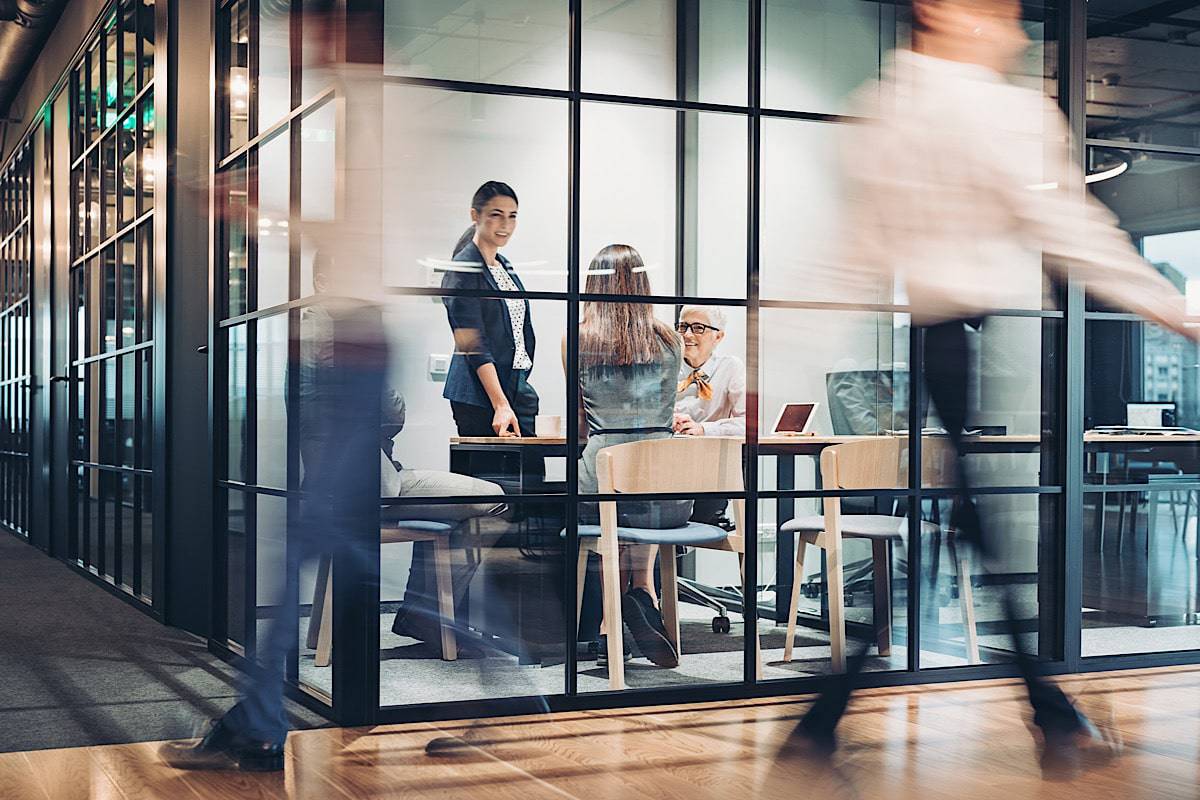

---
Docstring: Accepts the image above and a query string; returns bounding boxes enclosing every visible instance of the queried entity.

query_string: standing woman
[442,182,539,459]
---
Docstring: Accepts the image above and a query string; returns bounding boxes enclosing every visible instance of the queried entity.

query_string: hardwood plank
[0,752,49,800]
[5,667,1200,800]
[22,746,127,800]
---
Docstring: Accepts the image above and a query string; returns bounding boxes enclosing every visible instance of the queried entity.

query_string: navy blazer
[441,241,537,409]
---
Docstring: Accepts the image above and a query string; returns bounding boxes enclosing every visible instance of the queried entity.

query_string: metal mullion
[1061,0,1087,674]
[132,347,143,594]
[243,490,259,659]
[564,0,582,698]
[285,16,302,687]
[216,87,336,171]
[70,208,154,269]
[0,217,30,252]
[385,286,754,306]
[742,0,762,686]
[760,298,1065,317]
[69,83,155,173]
[247,147,259,313]
[249,0,261,140]
[1083,138,1200,158]
[907,328,924,672]
[72,339,153,367]
[113,345,124,588]
[96,360,107,579]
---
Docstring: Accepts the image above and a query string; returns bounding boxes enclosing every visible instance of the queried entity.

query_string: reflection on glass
[119,234,136,349]
[762,0,891,115]
[379,296,566,490]
[259,2,291,131]
[1083,484,1200,655]
[121,0,137,107]
[103,133,117,240]
[762,494,911,679]
[256,133,291,310]
[137,100,155,215]
[1085,2,1200,146]
[759,118,862,303]
[139,0,155,87]
[1082,313,1200,654]
[922,494,1055,668]
[299,101,336,290]
[694,0,749,106]
[384,0,568,90]
[224,160,249,318]
[924,317,1060,489]
[380,86,567,292]
[688,111,747,298]
[1087,149,1200,313]
[256,313,289,490]
[581,103,675,296]
[370,501,567,707]
[226,489,248,646]
[225,0,250,154]
[255,494,288,667]
[228,324,248,483]
[582,0,674,99]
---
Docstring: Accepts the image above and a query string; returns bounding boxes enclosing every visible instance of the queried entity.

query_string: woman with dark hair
[562,244,690,668]
[441,181,539,449]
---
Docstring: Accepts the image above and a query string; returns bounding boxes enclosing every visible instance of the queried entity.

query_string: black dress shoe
[622,589,679,668]
[159,718,285,772]
[1037,714,1121,781]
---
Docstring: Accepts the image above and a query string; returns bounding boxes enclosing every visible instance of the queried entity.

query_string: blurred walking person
[786,0,1195,776]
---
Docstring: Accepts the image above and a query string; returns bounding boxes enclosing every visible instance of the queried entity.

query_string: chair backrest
[596,436,744,495]
[819,437,904,490]
[819,436,959,490]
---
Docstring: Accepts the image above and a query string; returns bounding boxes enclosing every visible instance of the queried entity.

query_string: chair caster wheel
[712,616,731,634]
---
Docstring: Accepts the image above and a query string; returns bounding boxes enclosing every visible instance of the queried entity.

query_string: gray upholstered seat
[780,514,939,539]
[562,521,729,546]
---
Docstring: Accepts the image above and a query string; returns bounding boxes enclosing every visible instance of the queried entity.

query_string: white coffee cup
[535,414,563,437]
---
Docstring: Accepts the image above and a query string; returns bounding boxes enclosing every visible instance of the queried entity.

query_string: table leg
[775,454,796,623]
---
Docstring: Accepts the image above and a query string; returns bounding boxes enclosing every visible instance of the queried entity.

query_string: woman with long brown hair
[562,244,690,668]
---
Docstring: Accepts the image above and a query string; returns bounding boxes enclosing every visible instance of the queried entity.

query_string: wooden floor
[3,667,1200,800]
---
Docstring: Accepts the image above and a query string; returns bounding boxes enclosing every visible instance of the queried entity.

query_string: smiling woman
[441,181,541,454]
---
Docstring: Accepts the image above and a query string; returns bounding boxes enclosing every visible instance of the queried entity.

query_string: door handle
[197,345,208,354]
[49,375,69,383]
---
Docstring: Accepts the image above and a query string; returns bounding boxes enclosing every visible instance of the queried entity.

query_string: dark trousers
[396,375,540,638]
[802,319,1080,736]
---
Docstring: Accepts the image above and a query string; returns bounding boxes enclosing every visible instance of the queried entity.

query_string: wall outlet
[428,354,450,381]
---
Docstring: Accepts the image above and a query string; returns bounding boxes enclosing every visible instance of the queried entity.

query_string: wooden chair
[307,520,458,667]
[574,436,761,690]
[781,437,980,672]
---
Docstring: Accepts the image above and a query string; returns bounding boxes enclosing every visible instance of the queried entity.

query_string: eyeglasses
[676,322,721,336]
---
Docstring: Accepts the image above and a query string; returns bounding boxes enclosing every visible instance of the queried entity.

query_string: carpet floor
[0,533,326,753]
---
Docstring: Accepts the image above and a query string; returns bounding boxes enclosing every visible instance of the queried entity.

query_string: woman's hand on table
[673,413,704,436]
[493,405,521,437]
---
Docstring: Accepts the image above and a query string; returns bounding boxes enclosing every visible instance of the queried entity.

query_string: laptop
[771,402,819,435]
[1126,401,1177,429]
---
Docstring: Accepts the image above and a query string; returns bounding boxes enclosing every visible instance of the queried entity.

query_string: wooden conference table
[448,432,1200,625]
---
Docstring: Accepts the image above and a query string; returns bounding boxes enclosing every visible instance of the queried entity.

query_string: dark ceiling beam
[1088,0,1200,38]
[0,0,68,120]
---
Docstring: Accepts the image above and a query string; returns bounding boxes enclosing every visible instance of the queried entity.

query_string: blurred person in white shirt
[784,0,1196,777]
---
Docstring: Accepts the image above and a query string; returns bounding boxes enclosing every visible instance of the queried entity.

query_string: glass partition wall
[65,0,160,608]
[202,0,1200,726]
[0,145,32,540]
